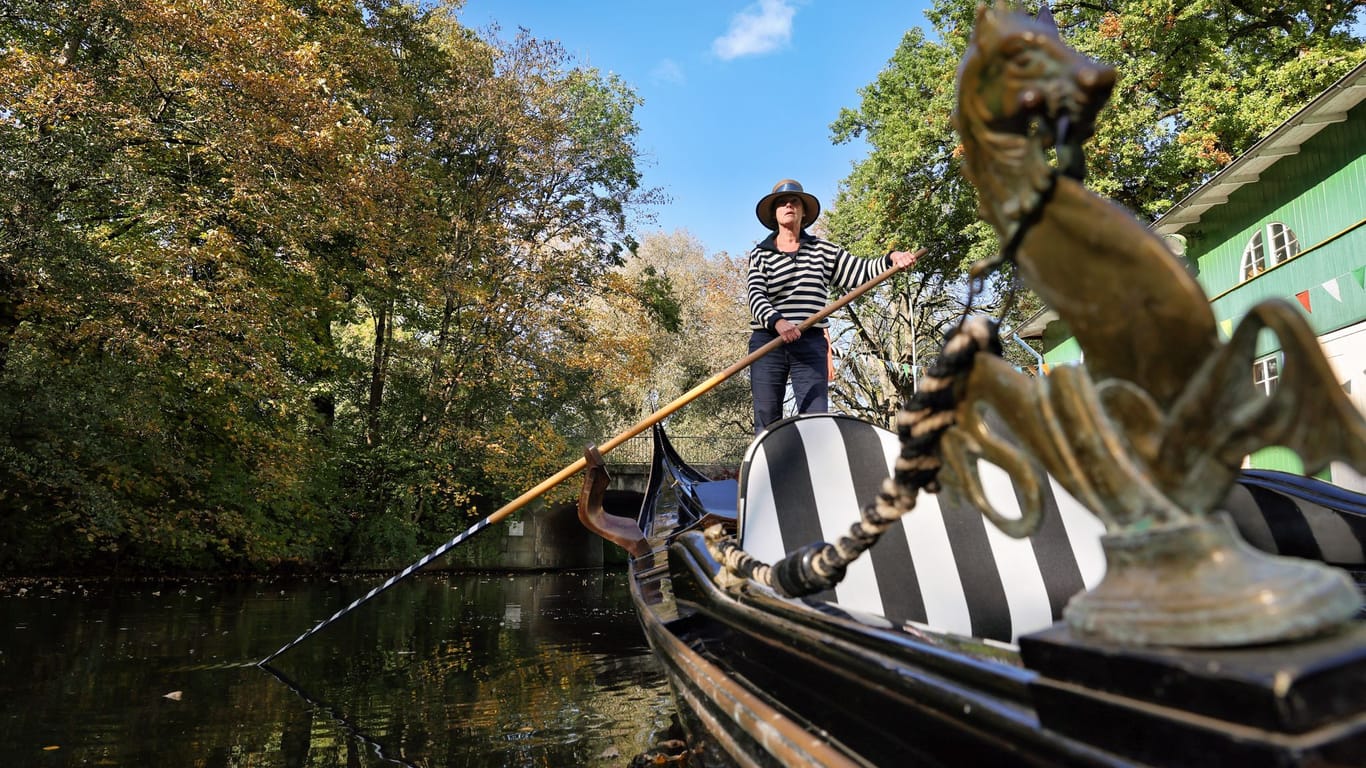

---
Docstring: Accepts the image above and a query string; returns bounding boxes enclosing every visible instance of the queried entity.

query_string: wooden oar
[257,251,921,665]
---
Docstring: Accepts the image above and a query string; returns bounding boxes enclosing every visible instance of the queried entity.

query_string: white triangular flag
[1323,277,1342,302]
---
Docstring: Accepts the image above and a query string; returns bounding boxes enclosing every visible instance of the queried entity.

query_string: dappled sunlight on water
[1,571,676,767]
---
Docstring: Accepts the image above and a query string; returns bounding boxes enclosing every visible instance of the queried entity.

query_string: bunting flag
[1322,277,1342,302]
[1296,290,1312,313]
[1219,319,1233,338]
[1354,266,1366,290]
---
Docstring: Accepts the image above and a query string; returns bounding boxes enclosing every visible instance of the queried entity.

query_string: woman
[746,179,918,433]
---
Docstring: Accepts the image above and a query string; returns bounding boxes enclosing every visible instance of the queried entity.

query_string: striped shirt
[747,232,893,331]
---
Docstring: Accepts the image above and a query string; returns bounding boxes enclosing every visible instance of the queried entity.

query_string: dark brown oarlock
[577,445,649,558]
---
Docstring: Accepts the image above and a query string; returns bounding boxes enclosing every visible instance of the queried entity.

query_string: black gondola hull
[619,424,1366,768]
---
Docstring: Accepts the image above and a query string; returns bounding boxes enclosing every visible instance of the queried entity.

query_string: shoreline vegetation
[0,563,628,595]
[0,1,670,575]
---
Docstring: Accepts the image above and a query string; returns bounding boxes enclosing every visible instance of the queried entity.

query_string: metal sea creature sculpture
[945,2,1366,645]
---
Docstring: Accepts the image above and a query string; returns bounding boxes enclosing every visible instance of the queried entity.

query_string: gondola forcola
[256,251,921,667]
[578,4,1366,767]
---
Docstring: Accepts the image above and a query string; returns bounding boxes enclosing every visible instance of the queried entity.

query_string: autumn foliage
[0,0,661,571]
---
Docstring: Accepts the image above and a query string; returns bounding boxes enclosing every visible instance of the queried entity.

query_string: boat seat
[1225,469,1366,569]
[737,413,1366,643]
[738,413,1106,643]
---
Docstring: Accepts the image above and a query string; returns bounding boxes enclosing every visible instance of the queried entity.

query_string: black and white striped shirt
[746,232,892,331]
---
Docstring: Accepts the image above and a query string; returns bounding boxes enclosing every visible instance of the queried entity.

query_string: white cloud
[712,0,796,61]
[651,58,686,85]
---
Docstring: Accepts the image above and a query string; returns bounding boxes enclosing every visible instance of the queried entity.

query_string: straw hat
[755,179,820,231]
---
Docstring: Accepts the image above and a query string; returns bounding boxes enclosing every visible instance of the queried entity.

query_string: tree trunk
[0,297,17,374]
[366,299,392,447]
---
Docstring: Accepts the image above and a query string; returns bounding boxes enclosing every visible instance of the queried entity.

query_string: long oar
[257,251,921,665]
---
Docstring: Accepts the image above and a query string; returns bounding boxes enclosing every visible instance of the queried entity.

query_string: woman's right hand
[775,318,801,343]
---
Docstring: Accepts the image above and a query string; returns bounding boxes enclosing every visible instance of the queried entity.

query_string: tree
[0,0,663,570]
[830,270,963,426]
[318,11,664,556]
[0,0,384,568]
[589,231,753,448]
[825,0,1364,393]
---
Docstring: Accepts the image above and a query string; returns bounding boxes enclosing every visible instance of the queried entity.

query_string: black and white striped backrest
[738,415,1366,643]
[738,413,1108,643]
[1225,469,1366,568]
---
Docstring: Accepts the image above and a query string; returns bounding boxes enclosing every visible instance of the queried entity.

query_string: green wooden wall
[1185,102,1366,474]
[1038,99,1366,475]
[1188,99,1366,356]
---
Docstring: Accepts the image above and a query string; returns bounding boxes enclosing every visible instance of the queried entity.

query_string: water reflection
[0,570,675,767]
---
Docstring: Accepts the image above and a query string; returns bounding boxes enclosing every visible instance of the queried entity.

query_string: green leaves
[0,0,658,571]
[824,0,1364,397]
[634,266,683,334]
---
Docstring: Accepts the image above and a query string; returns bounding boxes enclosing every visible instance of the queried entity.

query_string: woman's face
[774,195,803,228]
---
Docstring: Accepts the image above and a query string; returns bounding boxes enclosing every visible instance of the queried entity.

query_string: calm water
[0,570,678,767]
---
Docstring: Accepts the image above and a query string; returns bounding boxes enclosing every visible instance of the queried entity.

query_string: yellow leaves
[1,50,100,125]
[1099,13,1124,41]
[292,41,323,68]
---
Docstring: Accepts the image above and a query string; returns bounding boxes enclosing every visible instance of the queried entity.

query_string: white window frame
[1252,354,1279,396]
[1240,222,1299,282]
[1240,230,1265,281]
[1267,221,1299,267]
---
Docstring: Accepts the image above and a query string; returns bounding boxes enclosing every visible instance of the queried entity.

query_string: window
[1267,222,1299,266]
[1240,222,1299,282]
[1253,354,1279,396]
[1240,231,1265,280]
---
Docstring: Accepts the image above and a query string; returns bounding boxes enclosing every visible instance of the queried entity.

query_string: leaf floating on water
[163,690,183,701]
[43,746,60,751]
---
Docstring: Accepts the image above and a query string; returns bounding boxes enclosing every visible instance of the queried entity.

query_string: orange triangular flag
[1296,290,1311,313]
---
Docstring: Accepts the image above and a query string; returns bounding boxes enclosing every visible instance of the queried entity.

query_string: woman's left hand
[889,250,919,269]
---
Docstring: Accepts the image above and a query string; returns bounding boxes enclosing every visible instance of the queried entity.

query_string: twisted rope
[707,316,1003,598]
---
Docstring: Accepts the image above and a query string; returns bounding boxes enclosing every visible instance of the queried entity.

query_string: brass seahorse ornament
[944,2,1366,646]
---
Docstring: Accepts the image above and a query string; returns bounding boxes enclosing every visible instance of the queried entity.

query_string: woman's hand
[774,318,801,343]
[889,250,919,269]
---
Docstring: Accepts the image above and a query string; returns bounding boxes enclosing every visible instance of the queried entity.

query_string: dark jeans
[749,328,828,434]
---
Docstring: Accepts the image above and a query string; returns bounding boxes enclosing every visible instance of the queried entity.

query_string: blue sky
[457,0,937,257]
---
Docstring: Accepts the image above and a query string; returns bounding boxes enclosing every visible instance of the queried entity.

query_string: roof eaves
[1153,61,1366,236]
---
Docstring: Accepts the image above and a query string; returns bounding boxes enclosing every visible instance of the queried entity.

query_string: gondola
[578,417,1365,767]
[576,5,1366,765]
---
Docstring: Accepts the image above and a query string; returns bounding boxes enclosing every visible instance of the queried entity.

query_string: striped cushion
[1225,470,1366,568]
[738,413,1107,643]
[738,415,1366,644]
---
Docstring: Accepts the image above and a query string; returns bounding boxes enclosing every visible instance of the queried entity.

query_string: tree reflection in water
[0,570,676,767]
